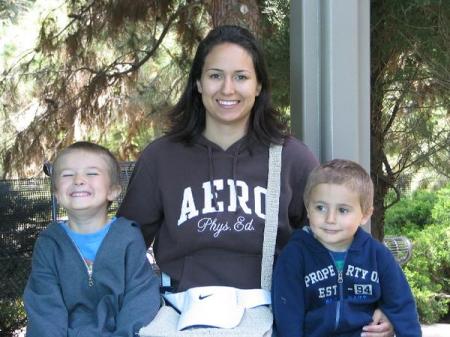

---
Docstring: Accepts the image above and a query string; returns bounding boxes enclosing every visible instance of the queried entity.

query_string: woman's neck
[203,123,248,150]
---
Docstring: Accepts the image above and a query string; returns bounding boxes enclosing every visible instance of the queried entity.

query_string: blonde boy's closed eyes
[54,150,121,233]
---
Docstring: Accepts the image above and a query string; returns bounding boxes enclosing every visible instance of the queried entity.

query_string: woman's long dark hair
[167,25,286,145]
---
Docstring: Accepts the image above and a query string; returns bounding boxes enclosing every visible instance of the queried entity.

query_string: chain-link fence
[0,162,135,336]
[0,178,52,336]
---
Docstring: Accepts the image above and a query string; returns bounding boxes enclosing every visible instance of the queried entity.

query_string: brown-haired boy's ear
[107,185,122,202]
[361,206,374,225]
[305,204,311,218]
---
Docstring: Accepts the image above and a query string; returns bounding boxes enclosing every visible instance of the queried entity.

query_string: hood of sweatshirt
[193,134,263,211]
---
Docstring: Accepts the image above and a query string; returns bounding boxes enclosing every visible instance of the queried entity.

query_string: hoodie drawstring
[207,142,243,212]
[232,143,242,212]
[207,145,219,209]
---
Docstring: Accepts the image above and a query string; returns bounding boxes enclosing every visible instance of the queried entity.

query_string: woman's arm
[363,246,421,337]
[117,151,162,246]
[361,309,394,337]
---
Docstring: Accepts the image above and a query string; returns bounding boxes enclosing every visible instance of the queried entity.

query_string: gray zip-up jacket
[24,217,160,337]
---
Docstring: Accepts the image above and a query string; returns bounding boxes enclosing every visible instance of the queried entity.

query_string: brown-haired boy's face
[306,183,373,252]
[54,150,120,216]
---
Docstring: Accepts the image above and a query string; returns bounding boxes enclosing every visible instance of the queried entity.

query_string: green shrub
[403,223,450,323]
[0,299,26,336]
[431,183,450,224]
[385,186,450,322]
[385,189,436,235]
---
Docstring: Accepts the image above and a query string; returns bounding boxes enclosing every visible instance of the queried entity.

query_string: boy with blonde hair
[24,142,160,337]
[272,159,421,337]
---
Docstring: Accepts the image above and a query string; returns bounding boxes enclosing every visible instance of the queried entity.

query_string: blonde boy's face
[54,150,120,217]
[306,183,373,252]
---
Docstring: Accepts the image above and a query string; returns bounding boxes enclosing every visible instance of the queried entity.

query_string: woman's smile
[197,42,261,131]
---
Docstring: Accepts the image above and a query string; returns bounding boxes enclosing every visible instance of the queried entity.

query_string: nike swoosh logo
[198,294,213,300]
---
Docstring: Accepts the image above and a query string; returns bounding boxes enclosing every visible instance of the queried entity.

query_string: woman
[118,25,393,336]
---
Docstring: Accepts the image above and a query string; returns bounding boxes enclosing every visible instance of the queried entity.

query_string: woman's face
[197,42,261,134]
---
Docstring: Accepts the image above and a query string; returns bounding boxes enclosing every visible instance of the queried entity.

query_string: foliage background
[0,0,291,178]
[370,0,450,239]
[385,185,450,323]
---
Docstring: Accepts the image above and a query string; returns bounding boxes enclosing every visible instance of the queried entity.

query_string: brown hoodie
[118,134,318,291]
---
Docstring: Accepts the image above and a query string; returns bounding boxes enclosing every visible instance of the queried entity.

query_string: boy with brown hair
[272,159,421,337]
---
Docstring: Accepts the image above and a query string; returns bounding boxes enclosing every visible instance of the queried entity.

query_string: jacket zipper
[329,252,346,331]
[70,238,95,287]
[335,269,344,330]
[62,218,115,288]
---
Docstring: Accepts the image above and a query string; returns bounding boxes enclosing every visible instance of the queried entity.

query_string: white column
[291,0,370,170]
[291,0,371,229]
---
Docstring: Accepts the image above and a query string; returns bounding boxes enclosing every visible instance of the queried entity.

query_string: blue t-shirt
[61,218,115,263]
[329,250,347,272]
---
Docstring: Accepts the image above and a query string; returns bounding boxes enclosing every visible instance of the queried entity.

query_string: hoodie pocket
[177,253,262,291]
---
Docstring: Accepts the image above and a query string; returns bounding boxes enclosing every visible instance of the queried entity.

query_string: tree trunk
[370,1,390,241]
[370,89,389,241]
[205,0,262,37]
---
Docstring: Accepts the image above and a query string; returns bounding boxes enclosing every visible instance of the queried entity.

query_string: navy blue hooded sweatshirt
[118,135,318,291]
[272,227,421,337]
[24,217,160,337]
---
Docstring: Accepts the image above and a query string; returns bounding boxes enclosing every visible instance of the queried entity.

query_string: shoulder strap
[260,143,282,290]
